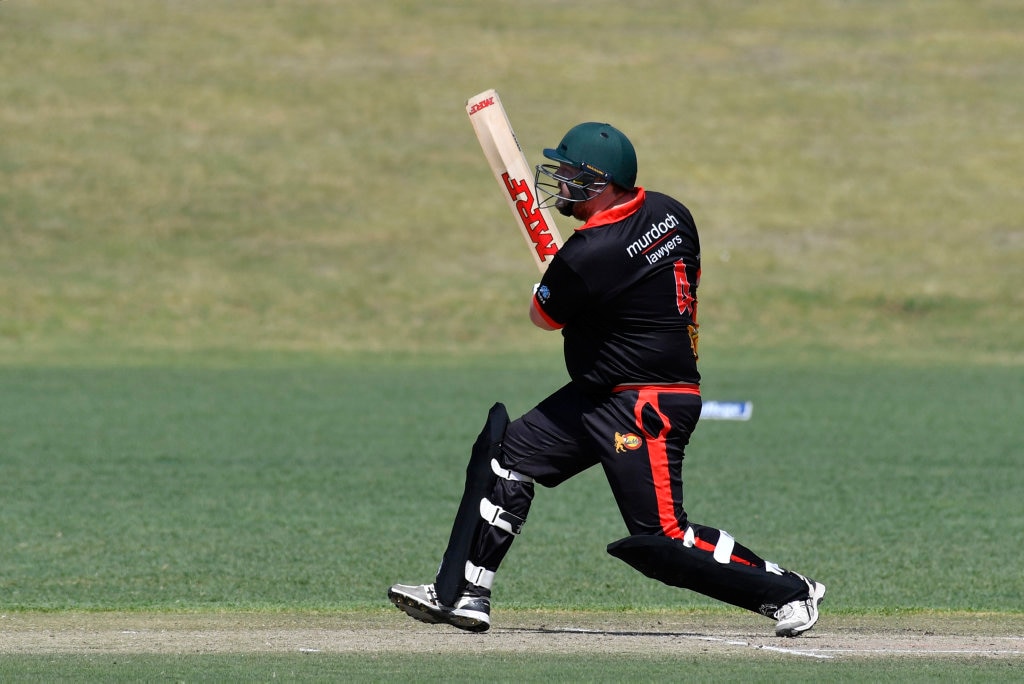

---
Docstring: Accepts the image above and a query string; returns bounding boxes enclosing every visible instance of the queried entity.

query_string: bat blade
[466,89,562,273]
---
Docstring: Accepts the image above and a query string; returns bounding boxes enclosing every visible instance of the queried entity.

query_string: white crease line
[696,636,833,660]
[559,628,833,660]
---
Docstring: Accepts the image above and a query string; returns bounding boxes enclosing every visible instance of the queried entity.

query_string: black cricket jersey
[532,188,701,393]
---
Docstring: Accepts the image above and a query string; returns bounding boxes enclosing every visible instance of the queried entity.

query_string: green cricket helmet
[534,122,638,216]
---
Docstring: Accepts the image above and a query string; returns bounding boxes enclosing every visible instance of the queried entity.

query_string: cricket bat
[466,89,562,273]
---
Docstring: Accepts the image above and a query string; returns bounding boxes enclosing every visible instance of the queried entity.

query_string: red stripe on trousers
[634,389,684,540]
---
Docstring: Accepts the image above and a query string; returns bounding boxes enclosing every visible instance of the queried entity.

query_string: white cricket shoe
[774,577,826,637]
[388,582,491,633]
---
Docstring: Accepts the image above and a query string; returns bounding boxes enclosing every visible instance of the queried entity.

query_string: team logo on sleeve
[535,284,552,304]
[614,432,643,452]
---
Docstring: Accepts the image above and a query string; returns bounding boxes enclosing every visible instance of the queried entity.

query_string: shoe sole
[448,612,490,633]
[388,587,444,624]
[388,587,490,633]
[777,581,826,638]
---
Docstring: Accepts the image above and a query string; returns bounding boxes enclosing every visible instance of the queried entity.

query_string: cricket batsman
[388,121,826,637]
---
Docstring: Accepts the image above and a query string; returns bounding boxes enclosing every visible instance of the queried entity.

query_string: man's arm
[530,296,559,330]
[529,283,561,330]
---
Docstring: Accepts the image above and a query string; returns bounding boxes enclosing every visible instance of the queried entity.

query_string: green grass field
[2,0,1022,679]
[3,0,1021,364]
[2,358,1021,612]
[3,652,1021,683]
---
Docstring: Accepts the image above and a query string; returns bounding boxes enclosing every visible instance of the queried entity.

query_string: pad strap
[683,525,736,564]
[491,458,534,483]
[464,561,495,589]
[480,497,526,535]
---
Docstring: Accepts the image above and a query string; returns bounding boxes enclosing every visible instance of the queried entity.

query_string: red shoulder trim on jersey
[577,187,646,231]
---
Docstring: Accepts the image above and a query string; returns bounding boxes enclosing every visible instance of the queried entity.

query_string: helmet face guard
[534,163,610,216]
[532,122,637,217]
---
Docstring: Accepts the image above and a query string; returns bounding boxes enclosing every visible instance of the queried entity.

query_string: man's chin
[556,198,574,217]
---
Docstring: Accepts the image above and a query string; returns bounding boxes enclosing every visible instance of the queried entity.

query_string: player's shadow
[505,626,717,638]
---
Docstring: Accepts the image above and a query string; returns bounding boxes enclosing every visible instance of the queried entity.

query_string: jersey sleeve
[532,250,589,329]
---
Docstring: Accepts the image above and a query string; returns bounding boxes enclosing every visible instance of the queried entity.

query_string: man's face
[554,164,588,218]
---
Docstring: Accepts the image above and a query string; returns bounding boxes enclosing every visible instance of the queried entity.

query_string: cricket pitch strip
[2,611,1021,661]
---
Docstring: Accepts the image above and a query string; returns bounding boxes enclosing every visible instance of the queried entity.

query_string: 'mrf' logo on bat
[502,173,559,262]
[468,96,495,115]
